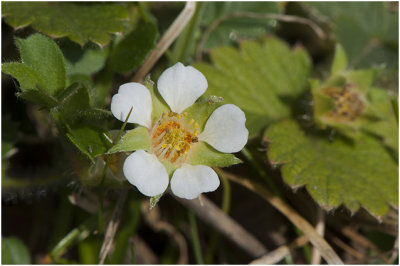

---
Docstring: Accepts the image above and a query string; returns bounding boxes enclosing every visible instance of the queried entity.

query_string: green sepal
[143,76,169,122]
[188,142,242,168]
[108,126,151,154]
[149,194,163,209]
[184,95,224,131]
[331,43,348,75]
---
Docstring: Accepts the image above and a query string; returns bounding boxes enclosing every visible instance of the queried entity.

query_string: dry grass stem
[311,207,325,264]
[220,170,343,264]
[173,194,268,258]
[99,189,127,264]
[196,12,326,61]
[133,2,196,82]
[250,235,309,264]
[326,231,364,261]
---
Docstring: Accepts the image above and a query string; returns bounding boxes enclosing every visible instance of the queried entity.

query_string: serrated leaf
[16,33,67,95]
[195,37,311,136]
[188,142,241,167]
[108,127,151,154]
[265,120,398,217]
[331,44,347,75]
[2,237,31,264]
[67,125,111,161]
[2,62,46,91]
[109,22,158,73]
[2,2,129,46]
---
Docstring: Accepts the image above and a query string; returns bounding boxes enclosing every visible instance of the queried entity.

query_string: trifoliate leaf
[188,142,241,167]
[2,2,129,46]
[67,125,111,161]
[109,22,158,73]
[16,33,67,95]
[265,120,398,218]
[108,127,151,154]
[2,237,31,264]
[195,37,311,136]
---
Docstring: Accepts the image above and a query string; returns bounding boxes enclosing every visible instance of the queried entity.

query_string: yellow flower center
[150,111,198,164]
[323,86,364,122]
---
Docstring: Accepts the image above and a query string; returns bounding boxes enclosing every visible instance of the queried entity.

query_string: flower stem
[98,107,133,233]
[188,211,204,264]
[241,147,282,198]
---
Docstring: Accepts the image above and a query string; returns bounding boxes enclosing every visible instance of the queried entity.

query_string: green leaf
[188,142,241,168]
[2,2,129,46]
[109,22,158,73]
[60,40,108,77]
[195,37,312,136]
[331,44,347,75]
[16,33,67,95]
[265,120,398,217]
[67,125,111,161]
[201,2,282,49]
[108,127,151,154]
[2,237,31,264]
[2,62,46,91]
[51,83,111,125]
[362,89,398,151]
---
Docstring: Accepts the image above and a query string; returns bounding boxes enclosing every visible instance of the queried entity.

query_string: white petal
[171,164,220,200]
[111,82,152,128]
[199,104,248,153]
[157,62,207,113]
[123,150,169,197]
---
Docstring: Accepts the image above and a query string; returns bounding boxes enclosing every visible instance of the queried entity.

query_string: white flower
[111,62,248,200]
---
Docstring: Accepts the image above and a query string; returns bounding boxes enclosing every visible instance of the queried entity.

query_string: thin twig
[99,189,128,264]
[133,2,196,82]
[172,193,268,258]
[250,235,309,264]
[196,12,326,61]
[142,200,188,264]
[220,169,343,264]
[311,207,325,264]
